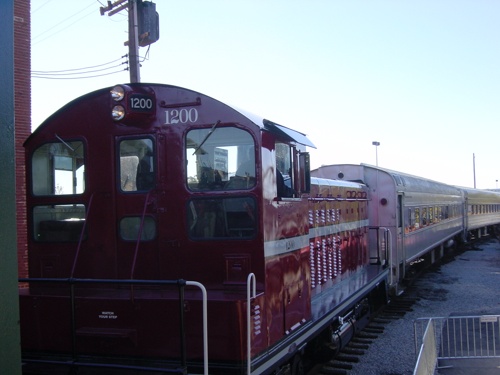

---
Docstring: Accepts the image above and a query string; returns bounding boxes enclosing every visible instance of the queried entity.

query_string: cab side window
[276,142,295,198]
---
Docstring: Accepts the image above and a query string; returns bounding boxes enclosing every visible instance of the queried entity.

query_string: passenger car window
[32,141,85,196]
[186,127,255,191]
[119,138,155,192]
[421,207,427,226]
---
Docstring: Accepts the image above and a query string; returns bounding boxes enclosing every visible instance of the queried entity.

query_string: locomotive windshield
[31,140,85,196]
[185,126,257,239]
[30,140,87,242]
[186,127,255,191]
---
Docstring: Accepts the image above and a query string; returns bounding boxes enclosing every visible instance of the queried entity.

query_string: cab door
[275,142,311,335]
[116,136,160,279]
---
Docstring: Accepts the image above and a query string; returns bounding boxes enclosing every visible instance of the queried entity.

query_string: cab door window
[119,138,155,192]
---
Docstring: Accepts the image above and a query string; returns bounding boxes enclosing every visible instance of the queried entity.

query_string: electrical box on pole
[99,0,160,83]
[138,1,159,47]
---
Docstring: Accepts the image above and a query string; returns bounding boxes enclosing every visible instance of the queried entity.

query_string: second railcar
[312,164,464,293]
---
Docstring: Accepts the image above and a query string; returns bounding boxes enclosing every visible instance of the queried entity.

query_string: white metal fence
[413,315,500,375]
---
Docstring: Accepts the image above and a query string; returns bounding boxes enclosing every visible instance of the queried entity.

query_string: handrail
[379,227,392,282]
[19,277,208,375]
[369,226,393,284]
[130,190,152,279]
[246,273,256,375]
[70,193,95,278]
[186,280,208,375]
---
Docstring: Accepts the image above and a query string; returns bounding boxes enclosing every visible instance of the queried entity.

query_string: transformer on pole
[100,0,159,83]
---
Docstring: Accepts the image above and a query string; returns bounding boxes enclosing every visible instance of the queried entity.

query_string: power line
[32,2,99,46]
[31,68,127,80]
[32,63,126,77]
[31,0,55,14]
[32,55,129,80]
[32,55,127,74]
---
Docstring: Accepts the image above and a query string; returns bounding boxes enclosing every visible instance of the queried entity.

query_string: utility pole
[473,153,476,189]
[101,0,159,83]
[372,141,380,167]
[100,0,141,83]
[128,0,141,83]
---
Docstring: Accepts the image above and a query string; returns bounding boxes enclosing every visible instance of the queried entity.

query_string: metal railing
[19,277,208,375]
[413,318,437,375]
[414,315,500,375]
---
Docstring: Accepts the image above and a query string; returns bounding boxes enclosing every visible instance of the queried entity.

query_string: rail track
[307,294,419,375]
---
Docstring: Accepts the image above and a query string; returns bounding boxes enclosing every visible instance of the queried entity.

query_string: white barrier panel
[414,315,500,374]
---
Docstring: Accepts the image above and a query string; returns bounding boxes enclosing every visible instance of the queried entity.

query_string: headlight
[111,105,126,121]
[110,85,125,101]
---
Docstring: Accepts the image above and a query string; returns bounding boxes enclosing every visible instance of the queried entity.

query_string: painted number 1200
[164,108,199,125]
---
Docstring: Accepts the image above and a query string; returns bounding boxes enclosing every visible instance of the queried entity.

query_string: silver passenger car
[461,187,500,238]
[312,164,464,294]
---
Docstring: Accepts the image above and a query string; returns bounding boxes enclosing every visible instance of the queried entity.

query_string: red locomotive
[20,84,389,374]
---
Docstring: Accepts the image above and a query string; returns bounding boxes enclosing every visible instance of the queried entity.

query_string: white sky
[31,1,500,189]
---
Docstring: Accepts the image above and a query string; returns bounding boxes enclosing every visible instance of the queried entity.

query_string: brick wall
[14,0,30,279]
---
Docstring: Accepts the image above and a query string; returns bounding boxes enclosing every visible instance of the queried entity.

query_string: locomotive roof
[229,105,316,148]
[27,83,317,149]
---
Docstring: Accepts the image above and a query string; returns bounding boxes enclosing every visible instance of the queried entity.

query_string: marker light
[110,85,125,101]
[112,105,126,121]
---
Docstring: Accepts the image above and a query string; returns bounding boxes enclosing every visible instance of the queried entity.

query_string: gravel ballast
[347,237,500,375]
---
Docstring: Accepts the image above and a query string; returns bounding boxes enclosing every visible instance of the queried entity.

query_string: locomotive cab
[20,84,316,373]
